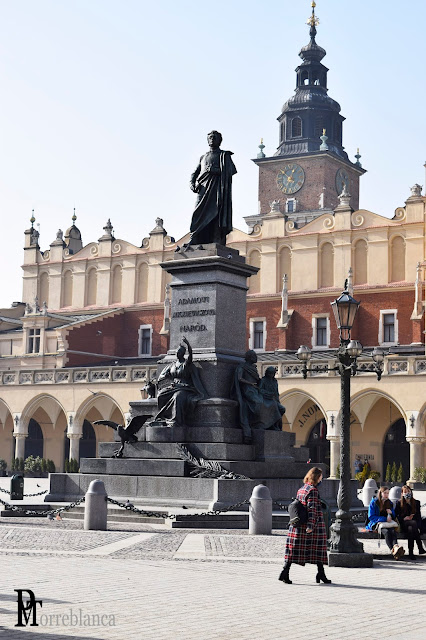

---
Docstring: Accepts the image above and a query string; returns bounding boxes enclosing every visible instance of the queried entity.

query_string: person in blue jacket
[366,486,405,559]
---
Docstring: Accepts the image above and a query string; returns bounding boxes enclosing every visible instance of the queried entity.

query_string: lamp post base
[328,552,374,568]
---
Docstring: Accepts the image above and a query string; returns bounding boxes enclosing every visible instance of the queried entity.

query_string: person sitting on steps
[366,486,405,560]
[395,484,426,560]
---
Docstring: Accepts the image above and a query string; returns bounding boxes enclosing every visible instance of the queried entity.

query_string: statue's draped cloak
[190,150,237,244]
[155,359,206,426]
[231,362,283,438]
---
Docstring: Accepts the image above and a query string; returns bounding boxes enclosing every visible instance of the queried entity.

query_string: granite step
[98,441,256,461]
[80,457,316,479]
[80,458,188,477]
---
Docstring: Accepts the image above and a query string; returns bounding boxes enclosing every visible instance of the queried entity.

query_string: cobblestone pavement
[0,517,425,639]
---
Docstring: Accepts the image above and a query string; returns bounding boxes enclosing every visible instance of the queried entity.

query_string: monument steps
[46,473,362,512]
[99,441,256,462]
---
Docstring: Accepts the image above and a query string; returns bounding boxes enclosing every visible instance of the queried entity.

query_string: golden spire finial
[307,0,320,28]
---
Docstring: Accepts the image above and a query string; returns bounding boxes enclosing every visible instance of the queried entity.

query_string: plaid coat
[284,483,328,565]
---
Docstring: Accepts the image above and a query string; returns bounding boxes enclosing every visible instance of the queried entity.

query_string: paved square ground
[0,516,425,640]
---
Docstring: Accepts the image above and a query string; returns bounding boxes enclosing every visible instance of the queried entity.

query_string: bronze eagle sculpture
[93,415,146,458]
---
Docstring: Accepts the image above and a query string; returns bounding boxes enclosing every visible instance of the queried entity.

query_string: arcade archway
[383,418,409,482]
[24,419,44,459]
[306,419,329,468]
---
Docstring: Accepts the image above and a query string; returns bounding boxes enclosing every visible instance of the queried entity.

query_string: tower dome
[64,209,83,255]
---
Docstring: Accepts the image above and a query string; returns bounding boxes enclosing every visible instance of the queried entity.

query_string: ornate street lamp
[296,281,384,567]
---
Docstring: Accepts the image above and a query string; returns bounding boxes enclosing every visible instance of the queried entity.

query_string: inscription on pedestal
[172,296,216,334]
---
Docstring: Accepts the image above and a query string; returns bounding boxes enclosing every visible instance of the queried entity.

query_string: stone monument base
[328,552,374,568]
[46,474,357,512]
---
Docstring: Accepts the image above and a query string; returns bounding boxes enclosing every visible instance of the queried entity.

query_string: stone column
[327,435,340,479]
[68,434,81,461]
[67,415,82,461]
[13,415,27,460]
[14,434,27,460]
[407,436,425,483]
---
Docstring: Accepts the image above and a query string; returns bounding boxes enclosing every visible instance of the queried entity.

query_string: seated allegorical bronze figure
[232,351,285,444]
[151,337,207,427]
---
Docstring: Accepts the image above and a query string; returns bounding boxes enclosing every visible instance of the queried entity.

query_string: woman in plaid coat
[278,467,330,584]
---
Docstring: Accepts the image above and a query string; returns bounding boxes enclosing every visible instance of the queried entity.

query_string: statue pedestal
[159,243,258,398]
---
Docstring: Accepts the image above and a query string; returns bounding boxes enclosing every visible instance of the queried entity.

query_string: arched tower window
[39,272,49,307]
[248,250,261,294]
[319,243,334,288]
[136,262,148,303]
[62,270,73,307]
[291,117,302,138]
[111,265,122,303]
[390,236,405,282]
[278,247,291,292]
[301,70,309,86]
[86,268,97,306]
[314,117,324,139]
[280,121,286,142]
[354,240,367,285]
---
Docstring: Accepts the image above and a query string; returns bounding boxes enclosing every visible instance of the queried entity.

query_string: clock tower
[251,2,365,227]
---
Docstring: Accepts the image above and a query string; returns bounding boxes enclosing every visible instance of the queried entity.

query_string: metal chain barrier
[106,497,250,520]
[0,487,48,497]
[0,495,85,517]
[272,500,287,511]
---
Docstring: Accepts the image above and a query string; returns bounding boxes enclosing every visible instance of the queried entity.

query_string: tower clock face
[277,164,305,194]
[335,168,349,195]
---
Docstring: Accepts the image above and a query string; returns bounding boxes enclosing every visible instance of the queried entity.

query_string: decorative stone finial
[149,217,167,237]
[56,229,63,241]
[29,210,40,246]
[410,184,422,197]
[257,138,265,159]
[269,199,281,213]
[104,219,113,236]
[347,266,354,295]
[355,148,362,167]
[336,183,352,209]
[319,129,328,151]
[98,218,115,242]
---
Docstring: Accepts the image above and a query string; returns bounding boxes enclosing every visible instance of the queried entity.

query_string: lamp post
[297,281,384,567]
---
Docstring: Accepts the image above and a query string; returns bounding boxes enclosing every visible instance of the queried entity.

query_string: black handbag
[288,498,308,526]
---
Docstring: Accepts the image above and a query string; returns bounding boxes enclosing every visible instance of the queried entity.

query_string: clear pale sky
[0,0,425,307]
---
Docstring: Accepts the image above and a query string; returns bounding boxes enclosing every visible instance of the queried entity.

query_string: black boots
[417,539,426,555]
[278,562,292,584]
[316,563,332,584]
[279,561,332,584]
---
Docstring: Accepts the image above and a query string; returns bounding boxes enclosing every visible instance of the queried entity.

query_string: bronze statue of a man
[187,131,237,247]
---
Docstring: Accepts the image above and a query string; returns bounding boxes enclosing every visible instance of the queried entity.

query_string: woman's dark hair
[304,467,323,485]
[377,486,390,512]
[400,484,416,514]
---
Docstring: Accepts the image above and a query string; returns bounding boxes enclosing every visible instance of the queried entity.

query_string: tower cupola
[64,209,83,255]
[275,2,347,160]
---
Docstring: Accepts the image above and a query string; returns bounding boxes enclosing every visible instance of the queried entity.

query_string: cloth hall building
[0,11,425,485]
